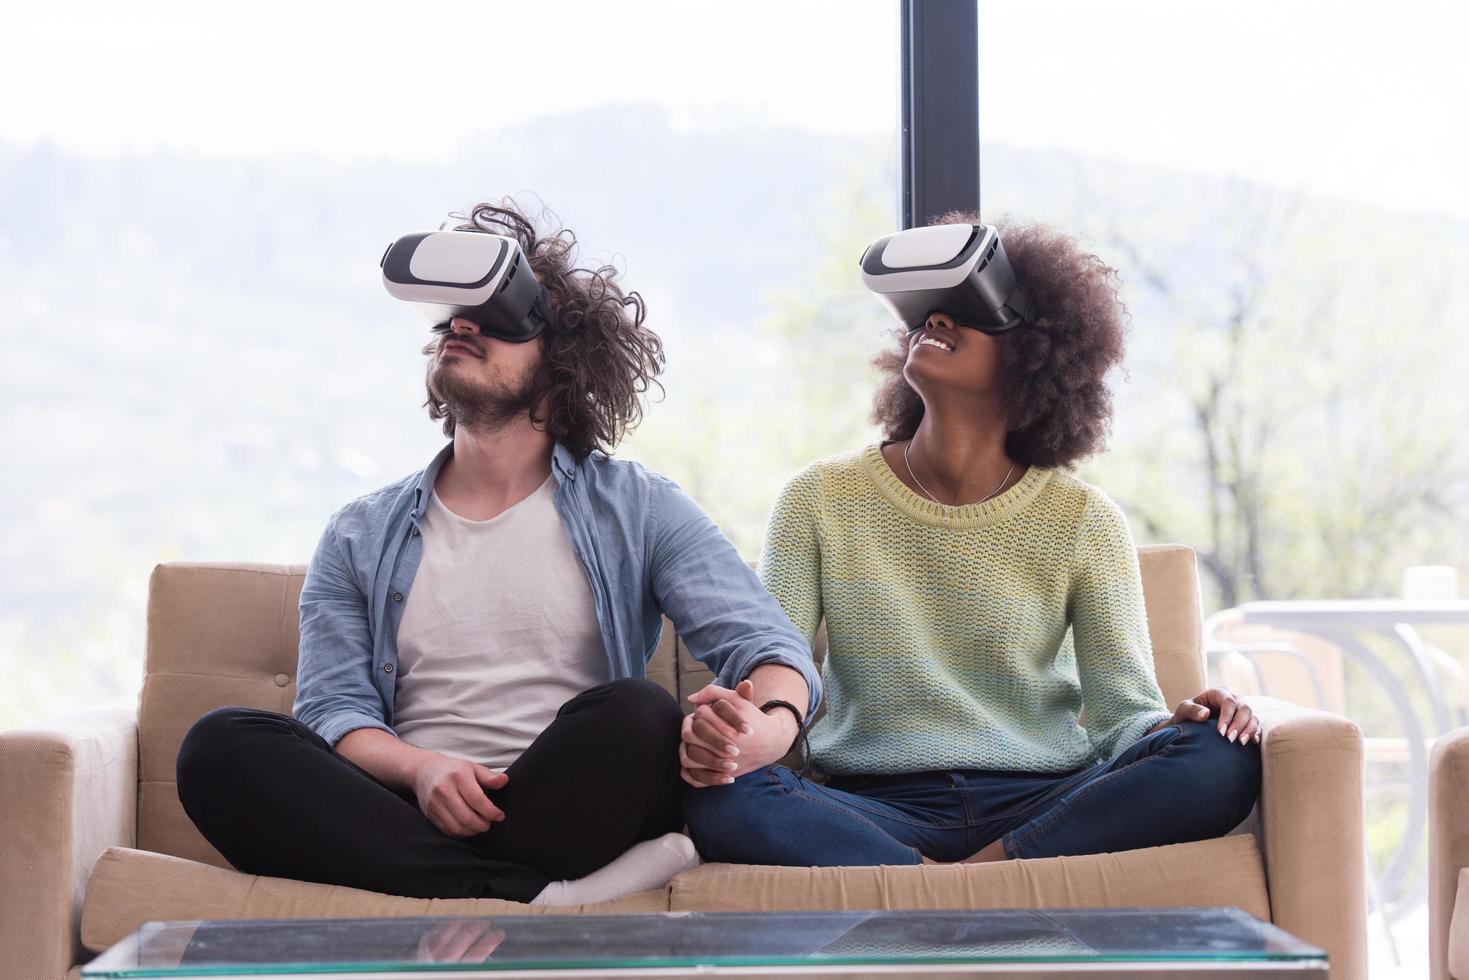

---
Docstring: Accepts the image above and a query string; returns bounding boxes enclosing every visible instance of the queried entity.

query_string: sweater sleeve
[1068,491,1172,760]
[756,465,824,648]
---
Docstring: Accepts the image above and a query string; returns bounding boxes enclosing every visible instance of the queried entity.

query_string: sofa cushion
[81,847,670,954]
[669,834,1269,920]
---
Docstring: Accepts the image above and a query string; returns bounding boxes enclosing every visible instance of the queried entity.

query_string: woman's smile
[914,334,955,353]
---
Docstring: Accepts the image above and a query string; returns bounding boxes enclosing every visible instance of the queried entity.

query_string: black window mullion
[900,0,980,229]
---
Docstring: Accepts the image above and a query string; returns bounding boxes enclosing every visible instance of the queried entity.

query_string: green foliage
[1077,182,1469,607]
[622,165,894,559]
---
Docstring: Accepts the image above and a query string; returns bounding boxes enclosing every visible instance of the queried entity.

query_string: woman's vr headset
[859,224,1033,335]
[380,230,551,342]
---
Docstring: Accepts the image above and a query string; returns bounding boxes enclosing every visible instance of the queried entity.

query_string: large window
[978,2,1469,973]
[13,4,1467,971]
[0,2,898,726]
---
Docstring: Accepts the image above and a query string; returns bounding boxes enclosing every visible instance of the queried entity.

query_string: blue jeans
[682,720,1261,865]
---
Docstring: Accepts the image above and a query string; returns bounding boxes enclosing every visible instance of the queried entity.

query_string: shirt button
[384,663,394,673]
[411,527,420,537]
[393,592,403,602]
[273,673,290,687]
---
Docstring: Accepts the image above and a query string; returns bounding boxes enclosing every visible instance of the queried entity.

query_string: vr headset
[380,230,551,342]
[859,223,1033,335]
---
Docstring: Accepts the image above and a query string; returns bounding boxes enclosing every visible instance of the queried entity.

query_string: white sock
[530,832,701,906]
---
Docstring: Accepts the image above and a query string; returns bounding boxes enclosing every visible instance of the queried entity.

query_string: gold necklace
[902,440,1015,527]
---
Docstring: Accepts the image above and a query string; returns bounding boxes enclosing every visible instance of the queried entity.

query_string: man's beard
[427,360,540,431]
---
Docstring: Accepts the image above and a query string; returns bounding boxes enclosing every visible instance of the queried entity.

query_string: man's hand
[411,753,508,837]
[680,679,799,788]
[1153,687,1260,745]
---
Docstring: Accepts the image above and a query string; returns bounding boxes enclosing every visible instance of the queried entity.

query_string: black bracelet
[759,699,804,733]
[759,699,810,768]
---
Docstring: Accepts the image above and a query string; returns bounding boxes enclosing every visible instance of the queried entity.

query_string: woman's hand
[1159,687,1260,745]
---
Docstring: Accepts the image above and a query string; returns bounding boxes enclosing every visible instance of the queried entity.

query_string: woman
[680,213,1261,867]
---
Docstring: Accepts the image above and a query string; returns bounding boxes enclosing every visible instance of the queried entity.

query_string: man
[176,201,819,905]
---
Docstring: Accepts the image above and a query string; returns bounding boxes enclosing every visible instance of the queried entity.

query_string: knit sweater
[759,444,1172,776]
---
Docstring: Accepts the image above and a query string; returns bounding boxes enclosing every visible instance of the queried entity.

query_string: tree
[1081,176,1469,606]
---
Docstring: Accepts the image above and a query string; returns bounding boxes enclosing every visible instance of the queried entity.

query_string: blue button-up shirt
[294,441,822,747]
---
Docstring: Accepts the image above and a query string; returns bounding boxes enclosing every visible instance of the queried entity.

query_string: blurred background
[1,2,1465,974]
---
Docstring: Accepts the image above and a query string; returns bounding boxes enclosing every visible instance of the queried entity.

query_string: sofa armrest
[1431,726,1469,980]
[1247,695,1365,980]
[0,708,138,979]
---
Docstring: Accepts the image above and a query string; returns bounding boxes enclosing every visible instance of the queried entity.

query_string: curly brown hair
[870,210,1128,468]
[421,200,665,458]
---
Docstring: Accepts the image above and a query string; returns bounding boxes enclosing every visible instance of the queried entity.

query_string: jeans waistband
[826,763,1095,794]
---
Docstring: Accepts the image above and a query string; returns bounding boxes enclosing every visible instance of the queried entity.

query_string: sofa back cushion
[136,544,1203,866]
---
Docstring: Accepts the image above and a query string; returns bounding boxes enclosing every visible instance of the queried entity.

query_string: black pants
[175,678,686,903]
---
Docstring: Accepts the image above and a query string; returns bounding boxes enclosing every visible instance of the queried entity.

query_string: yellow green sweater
[759,444,1172,775]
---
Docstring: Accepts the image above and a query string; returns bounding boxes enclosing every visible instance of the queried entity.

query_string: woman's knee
[1179,718,1261,766]
[1174,719,1263,815]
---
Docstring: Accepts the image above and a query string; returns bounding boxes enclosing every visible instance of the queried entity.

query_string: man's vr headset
[380,230,551,342]
[859,223,1033,335]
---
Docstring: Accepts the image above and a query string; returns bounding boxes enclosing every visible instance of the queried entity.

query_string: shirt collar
[550,442,579,483]
[411,440,579,520]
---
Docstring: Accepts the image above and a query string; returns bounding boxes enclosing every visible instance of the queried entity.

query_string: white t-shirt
[393,474,609,770]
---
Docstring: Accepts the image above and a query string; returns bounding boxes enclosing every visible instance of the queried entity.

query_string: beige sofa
[0,545,1366,979]
[1431,726,1469,978]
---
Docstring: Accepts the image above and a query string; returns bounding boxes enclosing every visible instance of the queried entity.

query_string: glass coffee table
[83,908,1327,978]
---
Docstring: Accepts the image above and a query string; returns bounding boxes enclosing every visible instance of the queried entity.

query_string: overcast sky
[4,0,1466,217]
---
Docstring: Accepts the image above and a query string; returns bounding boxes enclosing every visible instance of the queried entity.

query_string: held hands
[680,679,799,788]
[1161,687,1261,746]
[411,753,508,837]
